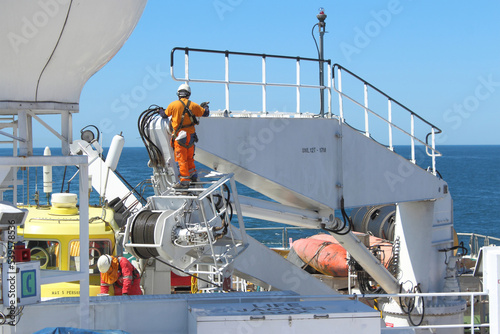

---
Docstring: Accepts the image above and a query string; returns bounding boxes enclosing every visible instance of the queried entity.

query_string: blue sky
[77,0,500,147]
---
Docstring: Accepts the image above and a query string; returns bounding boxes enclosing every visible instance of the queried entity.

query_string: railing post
[296,58,301,114]
[388,99,393,151]
[337,67,344,121]
[262,55,267,114]
[184,48,189,82]
[12,121,18,203]
[431,128,436,175]
[364,83,369,137]
[470,294,475,333]
[78,161,90,329]
[225,51,230,113]
[410,113,416,164]
[283,227,286,248]
[327,64,332,118]
[469,234,475,257]
[474,235,479,257]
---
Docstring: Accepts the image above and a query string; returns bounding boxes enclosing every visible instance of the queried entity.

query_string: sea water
[2,145,499,249]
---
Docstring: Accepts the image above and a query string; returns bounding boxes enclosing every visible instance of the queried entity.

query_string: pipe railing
[245,226,320,249]
[170,48,443,174]
[333,64,442,174]
[243,226,491,333]
[171,47,332,116]
[457,232,500,258]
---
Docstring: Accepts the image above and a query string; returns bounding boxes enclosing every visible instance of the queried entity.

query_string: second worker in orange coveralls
[162,83,209,189]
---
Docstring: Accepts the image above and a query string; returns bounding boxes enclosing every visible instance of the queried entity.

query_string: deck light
[317,7,327,24]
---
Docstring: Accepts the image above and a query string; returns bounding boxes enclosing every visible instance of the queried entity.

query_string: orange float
[291,233,393,277]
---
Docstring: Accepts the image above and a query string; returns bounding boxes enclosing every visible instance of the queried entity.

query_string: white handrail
[296,58,300,114]
[333,64,442,172]
[364,83,369,137]
[171,47,331,116]
[388,99,393,151]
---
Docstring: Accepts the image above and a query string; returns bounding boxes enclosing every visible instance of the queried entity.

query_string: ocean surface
[3,145,499,249]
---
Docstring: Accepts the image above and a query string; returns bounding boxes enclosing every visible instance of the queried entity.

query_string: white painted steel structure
[69,139,142,211]
[122,113,339,296]
[0,1,497,333]
[171,48,474,332]
[0,156,90,328]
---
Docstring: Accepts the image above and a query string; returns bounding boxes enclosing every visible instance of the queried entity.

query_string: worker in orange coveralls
[162,83,209,189]
[97,255,142,296]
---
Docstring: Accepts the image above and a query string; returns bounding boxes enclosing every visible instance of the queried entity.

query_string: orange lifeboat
[290,233,393,277]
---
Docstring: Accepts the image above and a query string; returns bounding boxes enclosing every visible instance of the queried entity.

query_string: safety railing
[172,174,250,290]
[170,47,332,116]
[224,282,490,332]
[237,227,492,332]
[333,64,442,175]
[170,48,443,174]
[0,155,91,327]
[352,291,489,333]
[458,232,500,258]
[245,226,320,249]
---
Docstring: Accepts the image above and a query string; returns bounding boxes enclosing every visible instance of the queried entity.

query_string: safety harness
[170,100,199,149]
[116,257,141,286]
[100,257,141,293]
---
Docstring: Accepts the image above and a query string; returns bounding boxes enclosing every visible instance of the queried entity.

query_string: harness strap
[172,100,197,141]
[181,100,199,126]
[177,137,195,149]
[115,257,141,285]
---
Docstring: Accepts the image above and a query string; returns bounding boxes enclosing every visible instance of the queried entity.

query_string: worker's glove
[200,102,210,117]
[158,107,167,118]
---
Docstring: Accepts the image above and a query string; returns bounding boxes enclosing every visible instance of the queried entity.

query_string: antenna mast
[317,8,327,117]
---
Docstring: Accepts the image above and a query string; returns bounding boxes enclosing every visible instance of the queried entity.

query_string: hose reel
[126,206,212,271]
[129,210,162,259]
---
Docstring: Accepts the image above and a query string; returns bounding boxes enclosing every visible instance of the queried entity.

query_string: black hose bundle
[358,270,383,294]
[399,283,425,326]
[386,237,400,277]
[138,105,165,168]
[211,184,233,240]
[438,242,468,257]
[324,197,352,235]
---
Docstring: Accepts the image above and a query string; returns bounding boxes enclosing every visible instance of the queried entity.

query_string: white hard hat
[177,83,191,97]
[97,254,112,273]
